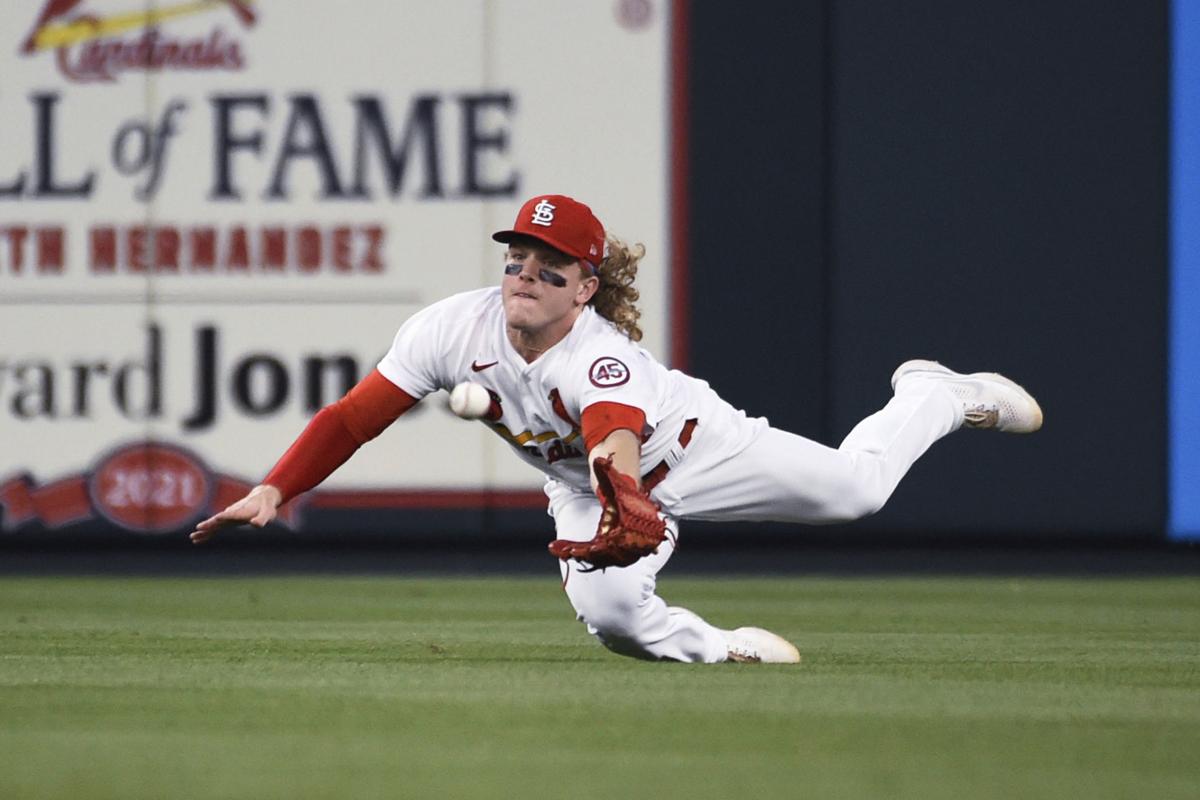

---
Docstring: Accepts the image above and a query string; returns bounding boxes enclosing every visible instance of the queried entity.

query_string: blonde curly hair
[587,235,645,341]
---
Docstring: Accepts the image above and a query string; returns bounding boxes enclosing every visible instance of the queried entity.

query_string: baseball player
[191,194,1043,664]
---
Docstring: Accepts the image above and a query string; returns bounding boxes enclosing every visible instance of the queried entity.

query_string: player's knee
[848,489,889,521]
[817,454,892,522]
[574,590,656,651]
[578,593,642,639]
[821,482,888,523]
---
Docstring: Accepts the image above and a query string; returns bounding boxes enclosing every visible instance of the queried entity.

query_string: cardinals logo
[530,198,556,227]
[18,0,258,82]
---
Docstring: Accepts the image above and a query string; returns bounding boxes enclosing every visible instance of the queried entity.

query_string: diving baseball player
[191,194,1043,664]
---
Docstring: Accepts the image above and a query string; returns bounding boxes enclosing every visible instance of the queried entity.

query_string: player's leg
[665,361,1040,523]
[546,482,729,663]
[549,483,802,663]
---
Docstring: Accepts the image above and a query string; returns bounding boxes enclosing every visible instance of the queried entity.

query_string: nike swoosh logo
[471,360,498,372]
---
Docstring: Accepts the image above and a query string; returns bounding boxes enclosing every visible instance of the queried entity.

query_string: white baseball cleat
[891,359,1044,433]
[723,627,801,664]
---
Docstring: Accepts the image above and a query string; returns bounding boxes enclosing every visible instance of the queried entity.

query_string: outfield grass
[1,575,1198,799]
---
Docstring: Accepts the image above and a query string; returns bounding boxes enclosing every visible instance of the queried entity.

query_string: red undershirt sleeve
[263,369,419,503]
[581,401,649,452]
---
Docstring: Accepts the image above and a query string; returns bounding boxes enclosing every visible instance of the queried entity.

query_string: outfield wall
[0,0,675,540]
[686,1,1170,541]
[1,0,1184,544]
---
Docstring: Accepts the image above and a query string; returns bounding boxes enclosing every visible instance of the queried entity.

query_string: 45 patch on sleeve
[589,357,630,387]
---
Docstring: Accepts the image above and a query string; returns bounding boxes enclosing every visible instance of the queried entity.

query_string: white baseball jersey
[373,285,967,663]
[375,287,767,497]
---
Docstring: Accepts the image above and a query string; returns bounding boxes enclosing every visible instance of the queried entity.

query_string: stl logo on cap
[531,199,556,227]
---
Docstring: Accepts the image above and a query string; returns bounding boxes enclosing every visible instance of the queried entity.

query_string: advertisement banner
[0,0,676,536]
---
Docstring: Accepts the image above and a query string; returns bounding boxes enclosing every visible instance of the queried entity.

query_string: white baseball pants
[547,380,963,662]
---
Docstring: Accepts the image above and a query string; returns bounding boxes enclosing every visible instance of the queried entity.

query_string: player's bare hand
[189,484,283,544]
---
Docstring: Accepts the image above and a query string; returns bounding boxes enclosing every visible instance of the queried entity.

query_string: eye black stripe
[504,263,568,287]
[538,268,568,287]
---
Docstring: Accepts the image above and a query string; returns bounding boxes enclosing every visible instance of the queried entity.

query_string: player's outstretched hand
[189,484,283,545]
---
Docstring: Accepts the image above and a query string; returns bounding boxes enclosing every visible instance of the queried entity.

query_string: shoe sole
[891,359,1044,434]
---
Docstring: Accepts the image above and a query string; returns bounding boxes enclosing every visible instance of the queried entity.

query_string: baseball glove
[548,455,667,571]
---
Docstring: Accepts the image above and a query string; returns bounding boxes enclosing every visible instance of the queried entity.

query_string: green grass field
[1,574,1198,799]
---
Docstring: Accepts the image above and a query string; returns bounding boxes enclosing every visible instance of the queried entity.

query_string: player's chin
[502,300,540,327]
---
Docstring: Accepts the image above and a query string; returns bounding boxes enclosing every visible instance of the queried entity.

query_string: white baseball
[449,381,492,419]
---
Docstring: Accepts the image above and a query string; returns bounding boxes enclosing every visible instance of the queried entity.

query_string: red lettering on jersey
[547,440,584,464]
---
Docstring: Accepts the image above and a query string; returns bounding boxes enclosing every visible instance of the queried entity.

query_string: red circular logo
[88,443,213,533]
[589,357,630,388]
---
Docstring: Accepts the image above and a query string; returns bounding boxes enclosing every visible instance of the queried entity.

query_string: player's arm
[582,402,647,492]
[189,369,418,544]
[550,401,666,570]
[587,429,642,491]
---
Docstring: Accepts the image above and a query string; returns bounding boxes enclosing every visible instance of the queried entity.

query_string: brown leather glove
[548,455,667,571]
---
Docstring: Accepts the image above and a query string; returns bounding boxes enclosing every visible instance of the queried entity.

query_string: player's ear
[576,274,599,306]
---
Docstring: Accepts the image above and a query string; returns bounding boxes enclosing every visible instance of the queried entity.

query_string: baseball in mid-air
[449,381,491,419]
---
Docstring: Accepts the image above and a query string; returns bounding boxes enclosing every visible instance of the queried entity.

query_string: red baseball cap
[492,194,606,271]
